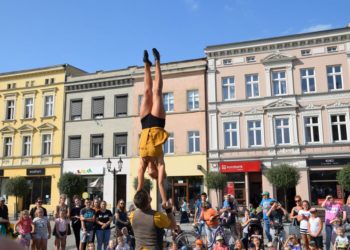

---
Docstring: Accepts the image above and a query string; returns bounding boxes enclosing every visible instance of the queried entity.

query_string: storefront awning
[219,160,261,173]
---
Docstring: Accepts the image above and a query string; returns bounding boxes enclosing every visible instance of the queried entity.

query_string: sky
[0,0,349,73]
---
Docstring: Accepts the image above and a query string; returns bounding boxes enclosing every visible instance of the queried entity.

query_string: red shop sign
[219,161,261,173]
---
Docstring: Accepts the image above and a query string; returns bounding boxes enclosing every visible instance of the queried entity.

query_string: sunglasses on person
[37,201,43,204]
[295,199,301,202]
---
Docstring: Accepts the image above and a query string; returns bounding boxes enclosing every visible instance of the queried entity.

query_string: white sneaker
[267,242,273,247]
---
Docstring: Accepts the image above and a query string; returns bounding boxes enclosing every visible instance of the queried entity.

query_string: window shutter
[71,100,82,118]
[69,137,81,158]
[115,134,127,144]
[115,95,128,115]
[92,136,103,144]
[93,98,104,116]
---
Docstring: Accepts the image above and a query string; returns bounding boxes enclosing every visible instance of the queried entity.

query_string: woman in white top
[298,200,311,249]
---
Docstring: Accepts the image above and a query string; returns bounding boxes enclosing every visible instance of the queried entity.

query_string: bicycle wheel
[175,232,198,249]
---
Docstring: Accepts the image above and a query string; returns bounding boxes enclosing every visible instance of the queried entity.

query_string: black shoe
[143,50,152,66]
[152,48,160,61]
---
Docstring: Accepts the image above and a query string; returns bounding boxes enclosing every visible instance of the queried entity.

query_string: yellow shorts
[139,127,169,158]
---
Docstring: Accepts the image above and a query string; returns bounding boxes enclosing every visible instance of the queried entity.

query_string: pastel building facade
[0,65,85,216]
[205,26,350,207]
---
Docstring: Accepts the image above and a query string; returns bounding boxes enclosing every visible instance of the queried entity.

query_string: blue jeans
[205,225,218,250]
[197,220,205,235]
[325,224,332,250]
[263,219,272,242]
[96,229,111,250]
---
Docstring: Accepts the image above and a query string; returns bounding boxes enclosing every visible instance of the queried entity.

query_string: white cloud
[300,24,333,33]
[185,0,199,11]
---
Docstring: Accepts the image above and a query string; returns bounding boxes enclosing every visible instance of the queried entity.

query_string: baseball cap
[261,191,269,196]
[0,197,5,201]
[216,235,223,241]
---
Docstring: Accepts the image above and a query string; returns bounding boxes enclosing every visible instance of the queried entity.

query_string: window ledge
[40,116,56,121]
[21,118,36,122]
[2,119,16,124]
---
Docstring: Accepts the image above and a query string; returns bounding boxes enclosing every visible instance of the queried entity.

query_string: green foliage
[5,177,29,198]
[206,172,228,190]
[337,165,350,191]
[57,172,85,199]
[133,177,153,193]
[265,164,300,189]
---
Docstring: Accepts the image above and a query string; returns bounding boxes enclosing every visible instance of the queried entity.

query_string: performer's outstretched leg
[140,50,153,119]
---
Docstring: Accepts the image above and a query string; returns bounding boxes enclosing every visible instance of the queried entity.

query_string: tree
[57,172,85,201]
[337,164,350,192]
[265,164,300,210]
[5,177,30,219]
[206,172,227,206]
[133,177,153,194]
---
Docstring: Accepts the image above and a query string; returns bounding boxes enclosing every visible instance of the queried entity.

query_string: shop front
[307,158,350,205]
[219,160,262,207]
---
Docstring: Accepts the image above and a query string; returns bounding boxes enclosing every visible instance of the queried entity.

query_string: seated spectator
[213,235,228,250]
[116,235,130,250]
[106,239,115,250]
[248,236,263,250]
[334,227,349,250]
[233,239,245,250]
[87,242,96,250]
[283,234,301,250]
[194,239,204,250]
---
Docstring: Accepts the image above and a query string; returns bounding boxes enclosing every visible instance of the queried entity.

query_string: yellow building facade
[0,65,85,217]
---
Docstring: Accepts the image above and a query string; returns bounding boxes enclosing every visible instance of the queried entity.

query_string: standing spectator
[334,227,349,249]
[71,196,83,250]
[130,189,176,250]
[115,199,129,230]
[241,209,252,249]
[14,210,35,249]
[259,191,274,244]
[180,198,189,224]
[80,199,96,250]
[91,198,101,244]
[322,195,344,250]
[199,202,220,248]
[33,208,51,250]
[54,210,69,250]
[266,200,287,245]
[289,195,302,239]
[343,195,350,240]
[95,201,113,250]
[30,197,48,219]
[297,200,311,249]
[0,197,9,236]
[55,194,70,219]
[308,208,323,250]
[194,192,211,235]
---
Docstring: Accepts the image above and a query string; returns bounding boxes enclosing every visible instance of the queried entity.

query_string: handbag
[288,218,301,238]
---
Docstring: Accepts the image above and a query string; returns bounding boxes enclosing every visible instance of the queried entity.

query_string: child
[106,239,116,250]
[308,208,323,250]
[214,235,228,250]
[87,242,96,250]
[33,208,51,250]
[331,217,343,247]
[194,239,204,250]
[122,226,134,249]
[283,234,301,250]
[233,239,245,250]
[334,227,349,250]
[248,236,263,250]
[54,210,69,250]
[14,210,35,249]
[137,48,169,208]
[116,235,130,250]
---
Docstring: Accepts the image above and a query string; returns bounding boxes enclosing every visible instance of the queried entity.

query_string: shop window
[0,178,8,201]
[310,170,340,205]
[26,177,52,205]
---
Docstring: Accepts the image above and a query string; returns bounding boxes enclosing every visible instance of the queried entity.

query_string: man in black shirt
[266,200,287,243]
[0,197,9,236]
[29,197,48,219]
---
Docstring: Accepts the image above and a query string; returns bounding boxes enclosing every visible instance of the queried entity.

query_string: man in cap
[0,197,9,236]
[259,191,274,244]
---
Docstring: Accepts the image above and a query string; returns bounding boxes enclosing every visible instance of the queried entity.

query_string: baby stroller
[247,218,264,249]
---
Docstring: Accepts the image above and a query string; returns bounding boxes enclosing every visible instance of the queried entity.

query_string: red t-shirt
[201,208,218,228]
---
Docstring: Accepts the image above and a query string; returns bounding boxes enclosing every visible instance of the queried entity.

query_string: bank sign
[220,161,261,173]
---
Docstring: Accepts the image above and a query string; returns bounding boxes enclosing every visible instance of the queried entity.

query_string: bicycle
[175,223,206,249]
[271,223,284,250]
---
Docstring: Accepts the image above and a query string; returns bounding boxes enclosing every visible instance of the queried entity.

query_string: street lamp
[106,157,123,214]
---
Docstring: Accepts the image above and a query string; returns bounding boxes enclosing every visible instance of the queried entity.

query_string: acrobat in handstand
[137,48,169,208]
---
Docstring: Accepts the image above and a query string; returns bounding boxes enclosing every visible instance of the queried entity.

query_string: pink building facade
[205,26,350,207]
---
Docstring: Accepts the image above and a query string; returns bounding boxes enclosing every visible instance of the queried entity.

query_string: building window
[223,59,232,65]
[331,114,348,142]
[327,46,337,53]
[91,135,103,157]
[188,131,200,153]
[272,71,287,96]
[44,78,54,85]
[70,99,82,120]
[246,56,256,63]
[248,120,262,147]
[24,98,34,119]
[92,97,104,119]
[224,122,238,148]
[163,132,174,154]
[42,134,52,155]
[114,133,127,156]
[44,95,54,117]
[301,68,316,94]
[187,90,199,111]
[22,136,32,156]
[327,65,342,91]
[301,49,311,56]
[245,74,259,98]
[115,95,128,117]
[222,77,235,101]
[304,116,320,143]
[3,137,13,157]
[6,100,15,120]
[45,79,49,85]
[68,136,81,158]
[275,118,290,145]
[163,93,174,112]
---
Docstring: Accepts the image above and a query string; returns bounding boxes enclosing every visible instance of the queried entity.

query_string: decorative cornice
[300,103,323,111]
[325,101,350,109]
[65,78,133,92]
[261,52,296,64]
[0,126,16,134]
[264,98,299,110]
[244,108,264,115]
[219,110,241,117]
[37,123,56,131]
[18,124,36,132]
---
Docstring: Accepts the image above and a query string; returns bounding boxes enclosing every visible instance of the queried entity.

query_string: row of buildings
[1,25,350,215]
